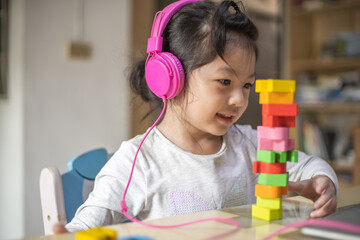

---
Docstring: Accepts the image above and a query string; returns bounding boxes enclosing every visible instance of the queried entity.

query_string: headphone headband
[145,0,203,99]
[147,0,202,53]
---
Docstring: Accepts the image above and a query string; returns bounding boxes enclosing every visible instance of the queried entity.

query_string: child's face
[181,45,256,137]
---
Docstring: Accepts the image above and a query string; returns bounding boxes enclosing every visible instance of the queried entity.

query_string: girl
[55,0,337,233]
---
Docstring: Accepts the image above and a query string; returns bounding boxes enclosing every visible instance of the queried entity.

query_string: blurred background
[0,0,359,238]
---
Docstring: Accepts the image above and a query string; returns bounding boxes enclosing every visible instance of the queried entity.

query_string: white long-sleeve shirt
[66,124,338,232]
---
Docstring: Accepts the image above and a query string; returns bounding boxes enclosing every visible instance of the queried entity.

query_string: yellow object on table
[76,227,116,240]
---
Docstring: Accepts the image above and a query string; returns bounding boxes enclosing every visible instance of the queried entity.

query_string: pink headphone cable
[120,96,241,235]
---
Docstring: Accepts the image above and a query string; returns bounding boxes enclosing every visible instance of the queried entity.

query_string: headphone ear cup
[145,52,184,99]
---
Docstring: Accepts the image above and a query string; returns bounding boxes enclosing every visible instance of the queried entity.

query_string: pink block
[258,138,295,151]
[257,126,289,140]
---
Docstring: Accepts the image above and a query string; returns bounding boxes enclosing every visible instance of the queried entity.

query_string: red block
[262,115,296,128]
[262,104,298,117]
[253,161,287,174]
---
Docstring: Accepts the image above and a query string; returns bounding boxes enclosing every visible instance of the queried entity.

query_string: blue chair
[40,148,111,235]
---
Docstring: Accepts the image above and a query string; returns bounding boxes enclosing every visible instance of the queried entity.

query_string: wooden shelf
[292,0,360,16]
[286,0,360,186]
[327,160,353,174]
[291,57,360,73]
[298,102,360,114]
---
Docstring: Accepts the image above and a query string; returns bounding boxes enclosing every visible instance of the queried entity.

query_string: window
[0,0,8,98]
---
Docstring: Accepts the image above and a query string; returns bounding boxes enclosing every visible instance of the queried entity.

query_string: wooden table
[25,185,360,240]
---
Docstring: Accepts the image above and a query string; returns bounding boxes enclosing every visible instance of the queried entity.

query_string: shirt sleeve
[65,141,147,232]
[287,151,339,193]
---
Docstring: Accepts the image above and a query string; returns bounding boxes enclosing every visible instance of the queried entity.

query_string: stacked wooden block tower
[252,79,298,221]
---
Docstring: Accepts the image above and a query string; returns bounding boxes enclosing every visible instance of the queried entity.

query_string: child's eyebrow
[217,66,256,80]
[248,72,256,79]
[217,65,236,75]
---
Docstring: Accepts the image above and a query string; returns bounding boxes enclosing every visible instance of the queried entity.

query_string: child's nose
[229,89,246,107]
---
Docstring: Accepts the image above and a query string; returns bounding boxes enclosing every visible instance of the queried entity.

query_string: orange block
[255,184,288,198]
[262,104,298,117]
[259,92,294,104]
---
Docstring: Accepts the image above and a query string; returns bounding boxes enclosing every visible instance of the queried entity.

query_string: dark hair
[129,0,258,117]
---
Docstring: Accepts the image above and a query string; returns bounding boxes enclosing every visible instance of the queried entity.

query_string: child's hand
[53,222,69,234]
[288,175,337,218]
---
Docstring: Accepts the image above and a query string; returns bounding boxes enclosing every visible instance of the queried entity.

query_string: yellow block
[252,204,282,221]
[259,92,294,104]
[255,79,296,93]
[76,227,117,240]
[256,197,282,209]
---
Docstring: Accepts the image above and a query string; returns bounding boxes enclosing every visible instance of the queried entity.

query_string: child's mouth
[216,113,234,123]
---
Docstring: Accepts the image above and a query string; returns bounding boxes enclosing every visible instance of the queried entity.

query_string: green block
[258,173,288,187]
[257,149,276,163]
[257,150,298,163]
[288,150,298,162]
[272,151,288,163]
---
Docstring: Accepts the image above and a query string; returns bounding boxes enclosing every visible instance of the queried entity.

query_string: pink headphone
[145,0,202,99]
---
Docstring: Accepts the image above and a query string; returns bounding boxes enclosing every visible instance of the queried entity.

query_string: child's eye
[244,83,254,89]
[218,79,231,86]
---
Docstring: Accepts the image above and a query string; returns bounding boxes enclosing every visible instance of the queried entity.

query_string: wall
[0,0,25,238]
[0,0,131,238]
[130,0,156,137]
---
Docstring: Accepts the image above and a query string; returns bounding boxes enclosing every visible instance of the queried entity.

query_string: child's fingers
[310,196,336,218]
[313,179,327,195]
[312,175,333,194]
[314,182,335,209]
[289,179,319,202]
[53,222,68,234]
[313,188,332,209]
[288,180,307,194]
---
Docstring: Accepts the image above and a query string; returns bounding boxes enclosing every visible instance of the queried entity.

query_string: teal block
[258,173,288,187]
